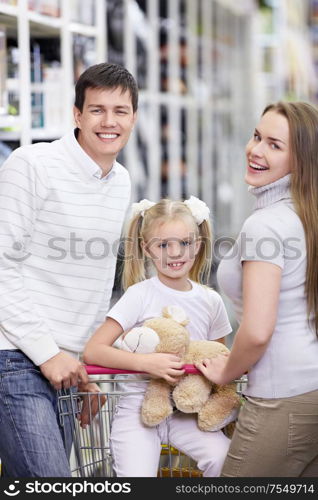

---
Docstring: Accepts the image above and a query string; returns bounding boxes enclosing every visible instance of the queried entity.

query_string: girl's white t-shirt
[107,277,232,393]
[108,276,232,341]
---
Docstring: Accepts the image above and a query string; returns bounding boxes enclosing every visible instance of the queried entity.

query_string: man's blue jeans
[0,350,72,477]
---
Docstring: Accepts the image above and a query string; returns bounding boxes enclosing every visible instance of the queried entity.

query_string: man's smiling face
[74,86,137,171]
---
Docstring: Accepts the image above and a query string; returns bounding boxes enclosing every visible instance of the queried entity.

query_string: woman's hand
[142,352,185,384]
[195,354,230,385]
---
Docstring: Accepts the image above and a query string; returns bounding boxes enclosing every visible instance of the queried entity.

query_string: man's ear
[132,111,138,129]
[73,106,82,128]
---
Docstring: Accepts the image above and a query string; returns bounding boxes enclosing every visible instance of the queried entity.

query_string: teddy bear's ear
[162,305,189,326]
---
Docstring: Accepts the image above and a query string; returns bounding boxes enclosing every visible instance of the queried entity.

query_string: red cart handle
[85,364,200,375]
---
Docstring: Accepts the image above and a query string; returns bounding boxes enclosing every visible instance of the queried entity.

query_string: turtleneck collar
[248,174,292,210]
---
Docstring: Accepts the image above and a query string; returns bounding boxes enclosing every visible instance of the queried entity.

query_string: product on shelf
[28,0,60,18]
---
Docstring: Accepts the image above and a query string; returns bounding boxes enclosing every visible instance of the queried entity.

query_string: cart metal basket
[58,365,246,477]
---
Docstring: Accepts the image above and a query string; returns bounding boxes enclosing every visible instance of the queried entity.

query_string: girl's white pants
[110,394,230,477]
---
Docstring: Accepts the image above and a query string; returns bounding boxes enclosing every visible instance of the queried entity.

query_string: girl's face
[245,110,291,187]
[143,217,201,291]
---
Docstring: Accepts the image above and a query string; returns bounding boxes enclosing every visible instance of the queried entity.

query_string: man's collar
[68,129,118,181]
[92,163,118,181]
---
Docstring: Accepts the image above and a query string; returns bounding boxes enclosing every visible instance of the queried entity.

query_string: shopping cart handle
[84,364,200,375]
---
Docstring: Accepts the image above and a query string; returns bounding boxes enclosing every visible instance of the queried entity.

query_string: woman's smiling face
[245,110,291,187]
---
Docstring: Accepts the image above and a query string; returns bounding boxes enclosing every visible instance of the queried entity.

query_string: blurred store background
[0,0,317,323]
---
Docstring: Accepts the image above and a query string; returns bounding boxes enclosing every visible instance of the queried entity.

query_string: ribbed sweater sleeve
[0,150,60,365]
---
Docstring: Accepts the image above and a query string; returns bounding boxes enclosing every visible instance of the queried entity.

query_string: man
[0,63,138,476]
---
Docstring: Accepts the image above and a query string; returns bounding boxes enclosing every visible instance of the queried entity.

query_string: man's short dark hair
[74,62,138,112]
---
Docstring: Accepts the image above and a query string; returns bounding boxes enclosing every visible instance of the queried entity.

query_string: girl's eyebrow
[255,128,286,145]
[157,237,194,242]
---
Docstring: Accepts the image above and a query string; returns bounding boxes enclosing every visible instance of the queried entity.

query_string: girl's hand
[142,352,185,384]
[195,354,229,385]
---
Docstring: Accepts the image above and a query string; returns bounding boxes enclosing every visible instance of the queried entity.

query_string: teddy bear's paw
[172,375,211,413]
[174,397,205,414]
[141,401,173,427]
[198,407,239,432]
[173,387,208,413]
[197,391,241,432]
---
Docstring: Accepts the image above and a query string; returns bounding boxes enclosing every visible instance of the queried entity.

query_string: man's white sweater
[0,130,131,365]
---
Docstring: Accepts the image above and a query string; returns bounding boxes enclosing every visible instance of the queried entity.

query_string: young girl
[84,196,233,477]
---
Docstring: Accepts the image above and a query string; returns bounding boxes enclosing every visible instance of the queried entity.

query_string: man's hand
[77,381,107,429]
[40,352,88,390]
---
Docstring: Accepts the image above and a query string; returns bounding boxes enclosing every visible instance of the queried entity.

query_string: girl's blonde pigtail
[189,218,213,285]
[122,215,146,290]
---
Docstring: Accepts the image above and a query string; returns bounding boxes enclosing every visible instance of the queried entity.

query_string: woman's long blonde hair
[263,101,318,337]
[122,199,212,290]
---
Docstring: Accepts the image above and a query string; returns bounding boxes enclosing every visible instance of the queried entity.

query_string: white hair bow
[130,199,156,219]
[184,196,210,225]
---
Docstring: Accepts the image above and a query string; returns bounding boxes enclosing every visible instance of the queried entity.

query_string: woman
[196,101,318,477]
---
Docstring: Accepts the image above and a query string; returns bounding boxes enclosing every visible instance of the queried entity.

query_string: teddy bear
[119,305,241,432]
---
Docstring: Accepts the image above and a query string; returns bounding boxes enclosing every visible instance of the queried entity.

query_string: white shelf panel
[68,22,97,37]
[31,127,61,140]
[6,78,18,91]
[0,114,21,128]
[0,130,20,140]
[0,3,18,17]
[257,33,280,48]
[27,11,62,29]
[30,82,62,92]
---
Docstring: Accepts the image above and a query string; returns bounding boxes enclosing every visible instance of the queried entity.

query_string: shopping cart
[58,365,247,478]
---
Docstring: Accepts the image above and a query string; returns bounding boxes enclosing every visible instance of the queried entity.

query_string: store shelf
[28,10,61,30]
[31,126,61,140]
[0,3,17,17]
[0,113,20,140]
[0,129,20,140]
[0,0,106,147]
[255,0,316,108]
[68,22,98,37]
